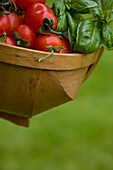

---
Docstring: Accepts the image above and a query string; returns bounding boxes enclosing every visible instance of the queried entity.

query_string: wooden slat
[0,43,101,70]
[0,112,29,127]
[0,62,40,117]
[0,43,104,127]
[84,46,104,81]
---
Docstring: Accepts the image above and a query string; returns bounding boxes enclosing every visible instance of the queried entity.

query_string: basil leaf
[73,19,101,54]
[69,9,84,20]
[102,24,113,50]
[87,7,100,16]
[56,14,68,32]
[52,1,66,16]
[104,8,113,24]
[64,0,98,12]
[52,1,68,32]
[66,12,78,50]
[93,1,113,25]
[94,0,113,11]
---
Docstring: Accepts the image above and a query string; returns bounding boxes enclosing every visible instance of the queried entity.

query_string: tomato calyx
[14,8,25,19]
[0,1,10,6]
[39,17,62,36]
[12,30,31,47]
[0,0,17,14]
[0,31,7,43]
[38,45,65,62]
[0,10,10,16]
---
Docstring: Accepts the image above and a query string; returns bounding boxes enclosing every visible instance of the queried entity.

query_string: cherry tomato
[35,33,62,52]
[15,0,46,10]
[60,36,71,53]
[0,14,10,34]
[11,25,36,49]
[6,37,16,45]
[0,36,15,45]
[7,12,24,37]
[25,3,57,34]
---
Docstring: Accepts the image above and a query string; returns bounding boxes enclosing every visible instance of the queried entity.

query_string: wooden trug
[0,43,104,127]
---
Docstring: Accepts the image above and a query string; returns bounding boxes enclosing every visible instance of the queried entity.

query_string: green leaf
[66,12,78,51]
[52,1,68,32]
[52,1,66,16]
[102,24,113,50]
[87,7,100,16]
[94,0,113,11]
[93,1,113,25]
[56,14,68,32]
[104,7,113,24]
[64,0,99,12]
[73,19,101,54]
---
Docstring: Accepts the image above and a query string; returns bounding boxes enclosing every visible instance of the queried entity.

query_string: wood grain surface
[0,44,104,127]
[0,43,100,70]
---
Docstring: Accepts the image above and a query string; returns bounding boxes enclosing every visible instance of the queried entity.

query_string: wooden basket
[0,43,104,127]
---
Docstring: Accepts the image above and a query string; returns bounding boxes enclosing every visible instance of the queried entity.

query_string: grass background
[0,1,113,170]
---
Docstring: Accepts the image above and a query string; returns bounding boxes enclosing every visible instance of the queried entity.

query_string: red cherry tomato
[6,37,15,45]
[0,36,15,45]
[0,37,16,45]
[7,12,24,37]
[0,14,10,34]
[60,36,71,53]
[15,0,46,10]
[12,25,36,49]
[25,3,57,34]
[7,12,23,31]
[35,33,62,52]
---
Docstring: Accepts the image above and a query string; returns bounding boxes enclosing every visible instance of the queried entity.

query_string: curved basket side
[0,44,104,126]
[31,70,71,116]
[55,67,88,100]
[84,46,104,82]
[0,43,100,71]
[0,112,29,127]
[0,62,40,117]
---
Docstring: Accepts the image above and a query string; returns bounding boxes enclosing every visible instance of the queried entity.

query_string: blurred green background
[0,1,113,170]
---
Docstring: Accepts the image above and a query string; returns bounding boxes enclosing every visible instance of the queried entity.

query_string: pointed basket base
[0,43,104,127]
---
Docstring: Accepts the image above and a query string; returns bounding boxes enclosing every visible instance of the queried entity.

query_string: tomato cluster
[0,0,71,56]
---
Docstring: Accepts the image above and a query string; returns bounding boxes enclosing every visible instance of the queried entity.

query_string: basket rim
[0,43,102,70]
[0,42,85,56]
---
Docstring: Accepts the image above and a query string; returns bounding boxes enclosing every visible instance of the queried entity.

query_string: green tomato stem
[0,31,7,43]
[39,17,62,36]
[48,27,62,35]
[38,50,54,62]
[0,10,10,16]
[39,25,50,36]
[0,2,10,6]
[0,0,17,13]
